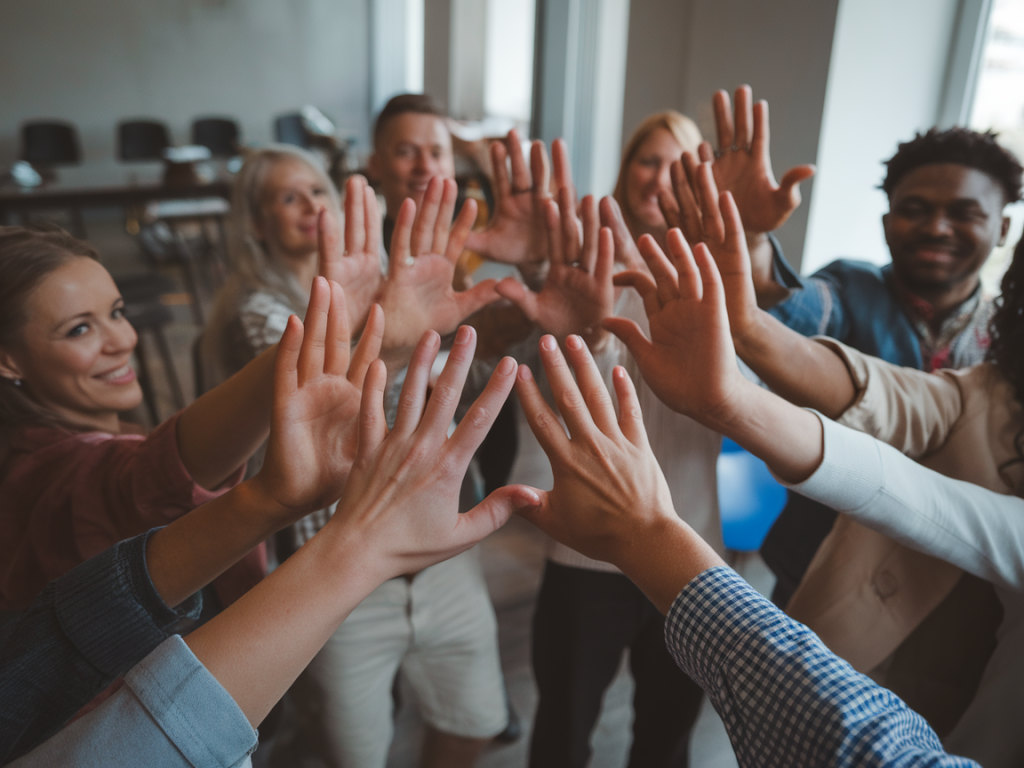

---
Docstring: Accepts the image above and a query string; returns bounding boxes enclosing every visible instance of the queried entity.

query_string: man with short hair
[369,94,457,251]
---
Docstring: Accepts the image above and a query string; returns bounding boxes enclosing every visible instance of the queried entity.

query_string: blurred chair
[717,438,788,552]
[115,274,186,425]
[21,121,81,166]
[18,121,85,235]
[274,112,310,148]
[118,120,171,161]
[191,118,240,158]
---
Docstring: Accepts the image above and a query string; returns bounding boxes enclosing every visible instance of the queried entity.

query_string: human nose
[300,192,321,214]
[656,162,672,192]
[106,315,138,355]
[922,210,955,238]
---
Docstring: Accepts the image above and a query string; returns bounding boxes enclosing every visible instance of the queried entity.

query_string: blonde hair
[226,144,341,312]
[612,111,702,226]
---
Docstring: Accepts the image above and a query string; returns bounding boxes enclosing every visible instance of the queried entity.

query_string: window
[969,0,1024,292]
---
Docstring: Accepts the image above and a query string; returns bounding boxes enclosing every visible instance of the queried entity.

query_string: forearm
[665,568,974,768]
[145,481,290,608]
[709,379,826,484]
[176,344,277,490]
[615,517,726,615]
[733,310,856,419]
[182,520,384,726]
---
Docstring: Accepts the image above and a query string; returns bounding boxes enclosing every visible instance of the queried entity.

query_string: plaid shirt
[665,567,979,767]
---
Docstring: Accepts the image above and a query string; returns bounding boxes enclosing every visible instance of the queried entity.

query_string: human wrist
[615,516,724,614]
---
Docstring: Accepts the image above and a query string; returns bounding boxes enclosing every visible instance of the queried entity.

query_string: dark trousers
[529,562,704,768]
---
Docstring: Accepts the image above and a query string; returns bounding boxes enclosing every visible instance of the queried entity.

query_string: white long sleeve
[785,413,1024,594]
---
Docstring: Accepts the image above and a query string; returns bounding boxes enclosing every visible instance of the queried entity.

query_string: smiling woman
[0,224,285,612]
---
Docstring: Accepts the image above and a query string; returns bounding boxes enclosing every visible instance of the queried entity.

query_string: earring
[7,378,21,387]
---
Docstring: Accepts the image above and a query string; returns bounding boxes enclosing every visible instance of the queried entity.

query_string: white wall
[621,0,840,270]
[801,0,961,273]
[0,0,371,164]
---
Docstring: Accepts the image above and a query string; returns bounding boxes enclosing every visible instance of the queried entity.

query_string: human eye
[66,322,90,338]
[112,305,126,321]
[282,191,297,204]
[312,185,328,197]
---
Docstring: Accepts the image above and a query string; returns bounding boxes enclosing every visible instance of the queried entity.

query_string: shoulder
[811,259,889,293]
[237,290,298,349]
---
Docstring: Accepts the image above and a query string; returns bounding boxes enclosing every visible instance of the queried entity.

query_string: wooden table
[0,161,232,235]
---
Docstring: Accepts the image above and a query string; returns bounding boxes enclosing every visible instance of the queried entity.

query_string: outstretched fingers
[445,194,478,263]
[392,330,441,436]
[666,229,703,302]
[696,163,725,244]
[637,234,680,307]
[447,355,518,464]
[536,335,599,441]
[344,175,367,255]
[348,304,385,387]
[515,363,571,457]
[432,178,459,255]
[356,358,389,461]
[713,89,735,153]
[563,334,618,436]
[530,140,551,201]
[323,279,352,377]
[274,314,304,398]
[612,366,647,448]
[389,198,417,268]
[419,325,478,438]
[410,177,444,256]
[733,84,753,150]
[578,195,599,273]
[297,276,331,385]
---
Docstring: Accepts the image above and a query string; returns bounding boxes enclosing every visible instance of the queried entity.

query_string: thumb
[453,278,501,320]
[778,165,815,203]
[457,485,543,544]
[602,317,652,361]
[495,276,540,321]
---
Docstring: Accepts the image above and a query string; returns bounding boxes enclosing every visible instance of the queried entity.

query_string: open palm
[316,174,383,333]
[377,177,499,355]
[604,229,743,420]
[702,85,815,235]
[496,191,613,346]
[254,278,384,516]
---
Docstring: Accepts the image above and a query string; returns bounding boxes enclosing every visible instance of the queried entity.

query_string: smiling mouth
[96,364,136,384]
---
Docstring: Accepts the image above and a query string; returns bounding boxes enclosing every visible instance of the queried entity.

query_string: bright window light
[484,0,536,123]
[970,0,1024,292]
[405,0,424,93]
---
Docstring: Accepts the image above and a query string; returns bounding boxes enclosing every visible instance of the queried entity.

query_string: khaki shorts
[290,548,507,768]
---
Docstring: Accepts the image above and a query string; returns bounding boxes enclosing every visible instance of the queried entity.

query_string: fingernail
[566,334,582,350]
[518,365,533,381]
[514,488,541,507]
[456,325,472,344]
[498,357,515,375]
[541,335,557,351]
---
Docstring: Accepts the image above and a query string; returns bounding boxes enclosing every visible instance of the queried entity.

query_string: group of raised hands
[231,83,830,639]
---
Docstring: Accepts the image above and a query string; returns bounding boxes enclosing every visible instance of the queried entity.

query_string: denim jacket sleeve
[0,531,202,764]
[8,636,257,768]
[765,235,849,340]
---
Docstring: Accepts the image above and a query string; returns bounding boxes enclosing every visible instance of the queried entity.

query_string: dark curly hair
[988,235,1024,471]
[882,127,1024,204]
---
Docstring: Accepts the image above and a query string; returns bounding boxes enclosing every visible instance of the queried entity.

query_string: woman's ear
[0,347,25,385]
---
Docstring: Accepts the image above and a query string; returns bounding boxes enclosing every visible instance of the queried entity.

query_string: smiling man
[368,94,457,252]
[753,127,1022,607]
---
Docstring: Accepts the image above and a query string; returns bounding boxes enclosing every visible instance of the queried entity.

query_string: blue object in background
[717,438,787,551]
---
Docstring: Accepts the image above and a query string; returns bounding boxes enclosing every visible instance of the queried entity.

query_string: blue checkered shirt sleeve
[664,567,979,768]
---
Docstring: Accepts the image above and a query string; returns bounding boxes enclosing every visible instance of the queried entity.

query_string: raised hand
[494,191,614,348]
[377,177,499,355]
[316,175,383,333]
[603,228,744,423]
[598,195,644,271]
[465,130,575,272]
[700,85,815,235]
[250,277,385,519]
[329,325,538,577]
